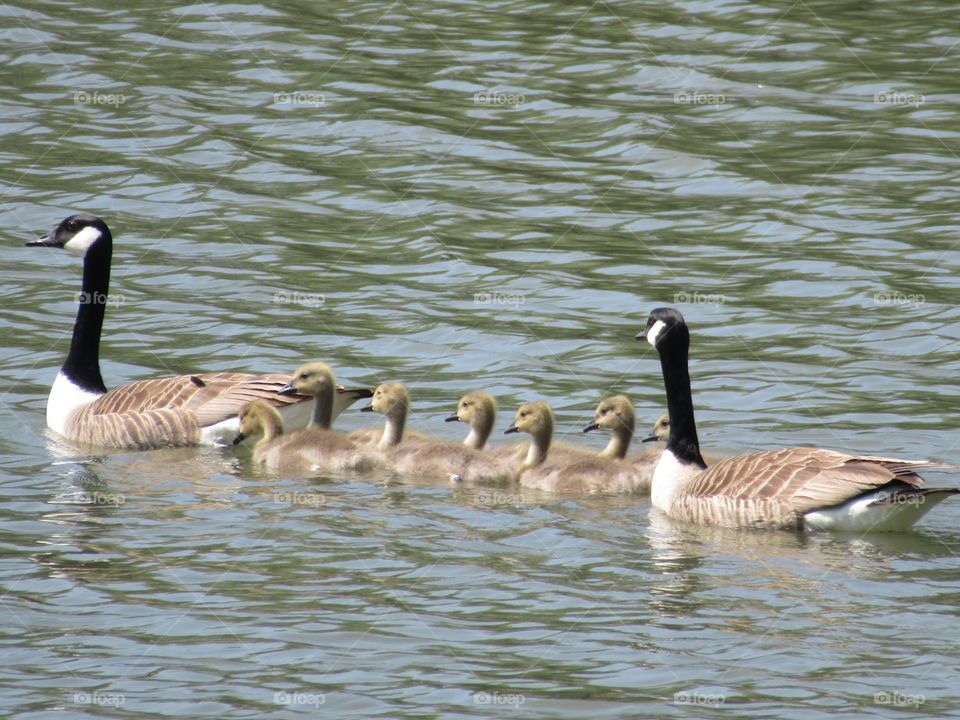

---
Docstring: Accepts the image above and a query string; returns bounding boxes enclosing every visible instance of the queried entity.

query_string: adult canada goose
[356,384,513,483]
[506,401,649,493]
[641,307,959,531]
[234,400,377,474]
[26,214,367,448]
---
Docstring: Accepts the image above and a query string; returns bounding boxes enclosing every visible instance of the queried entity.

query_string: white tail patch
[804,488,953,532]
[47,370,103,435]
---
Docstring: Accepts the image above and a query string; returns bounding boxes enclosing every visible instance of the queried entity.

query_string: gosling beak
[583,421,599,434]
[360,404,374,412]
[232,432,245,445]
[278,380,297,396]
[445,413,461,423]
[641,433,659,443]
[504,424,519,434]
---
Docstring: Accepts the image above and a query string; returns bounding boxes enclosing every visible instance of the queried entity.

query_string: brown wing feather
[73,372,308,448]
[681,447,950,524]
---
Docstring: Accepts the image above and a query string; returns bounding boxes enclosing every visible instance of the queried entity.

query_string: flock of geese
[28,214,960,533]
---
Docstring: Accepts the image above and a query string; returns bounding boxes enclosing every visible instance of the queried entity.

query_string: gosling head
[361,382,410,418]
[643,412,669,443]
[583,395,635,435]
[505,401,553,438]
[505,401,554,468]
[233,399,283,444]
[446,391,496,425]
[279,361,336,397]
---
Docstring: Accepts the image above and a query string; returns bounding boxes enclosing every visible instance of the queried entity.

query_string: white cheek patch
[64,225,102,255]
[646,319,666,347]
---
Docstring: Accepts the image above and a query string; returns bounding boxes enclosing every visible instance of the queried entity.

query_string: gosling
[355,384,513,483]
[234,362,377,474]
[506,400,649,494]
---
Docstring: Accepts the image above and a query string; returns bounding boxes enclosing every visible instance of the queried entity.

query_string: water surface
[3,0,960,717]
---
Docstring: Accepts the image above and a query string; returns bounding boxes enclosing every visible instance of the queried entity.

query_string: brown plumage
[65,372,308,449]
[671,448,951,529]
[642,306,959,531]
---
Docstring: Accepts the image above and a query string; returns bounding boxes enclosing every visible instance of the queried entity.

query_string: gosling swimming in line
[355,384,514,483]
[506,400,650,494]
[233,363,377,475]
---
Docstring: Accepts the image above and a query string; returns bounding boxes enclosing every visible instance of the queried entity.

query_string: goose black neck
[657,324,706,469]
[63,240,110,393]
